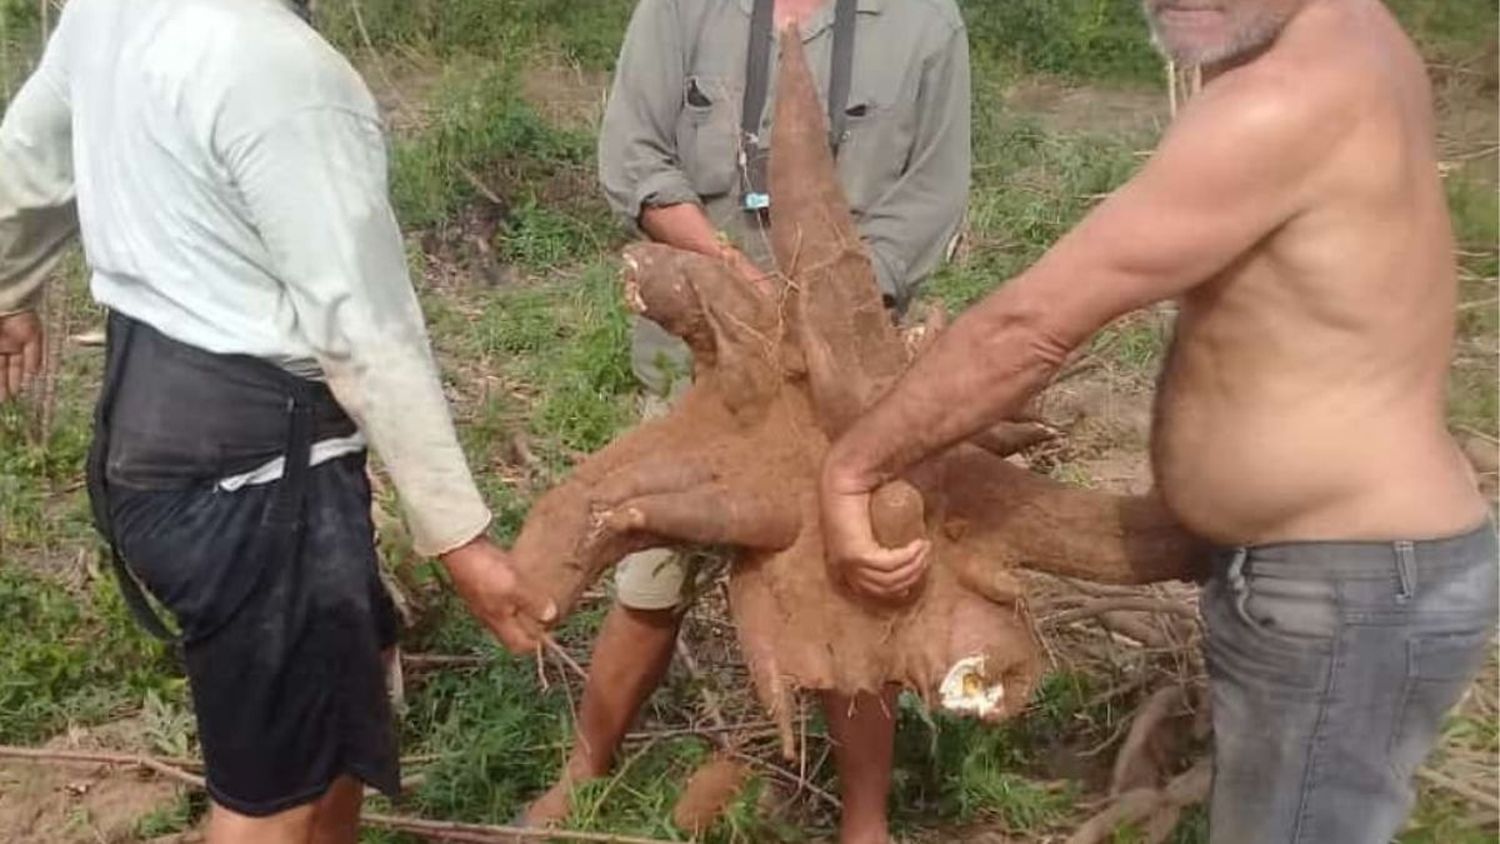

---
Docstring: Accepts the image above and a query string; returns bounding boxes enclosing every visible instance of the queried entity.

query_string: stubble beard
[1144,3,1293,68]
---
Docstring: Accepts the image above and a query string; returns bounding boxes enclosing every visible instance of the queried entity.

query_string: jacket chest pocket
[834,91,907,200]
[675,76,739,199]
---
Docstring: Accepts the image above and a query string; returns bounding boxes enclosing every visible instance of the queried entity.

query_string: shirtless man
[819,1,1497,841]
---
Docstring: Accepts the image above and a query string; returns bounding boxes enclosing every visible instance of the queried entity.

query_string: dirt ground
[0,719,185,844]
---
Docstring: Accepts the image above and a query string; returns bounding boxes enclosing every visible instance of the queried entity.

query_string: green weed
[132,792,202,839]
[1169,806,1211,843]
[501,201,612,272]
[317,0,634,70]
[0,569,182,744]
[389,60,599,232]
[1401,790,1500,844]
[1387,0,1500,60]
[890,673,1103,831]
[928,115,1148,311]
[960,0,1161,84]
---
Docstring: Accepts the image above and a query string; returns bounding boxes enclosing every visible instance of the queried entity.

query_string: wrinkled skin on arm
[510,33,1207,755]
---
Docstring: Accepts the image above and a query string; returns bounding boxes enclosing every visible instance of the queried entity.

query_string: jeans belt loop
[1227,547,1254,624]
[1394,540,1417,603]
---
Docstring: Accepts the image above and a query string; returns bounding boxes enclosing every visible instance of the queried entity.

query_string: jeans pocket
[1387,628,1495,779]
[1203,574,1335,691]
[1239,575,1340,643]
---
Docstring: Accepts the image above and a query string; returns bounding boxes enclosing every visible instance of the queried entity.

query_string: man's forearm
[322,341,493,557]
[0,69,78,315]
[826,289,1071,491]
[639,202,724,257]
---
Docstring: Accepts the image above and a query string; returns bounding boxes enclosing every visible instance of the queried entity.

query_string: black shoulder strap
[88,315,181,643]
[827,0,857,154]
[743,0,858,154]
[742,0,775,142]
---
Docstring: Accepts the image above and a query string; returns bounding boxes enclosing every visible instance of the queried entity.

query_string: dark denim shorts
[109,453,400,817]
[1202,522,1498,843]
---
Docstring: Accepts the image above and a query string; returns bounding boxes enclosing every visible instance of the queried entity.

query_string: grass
[1445,171,1500,438]
[0,0,1494,841]
[0,568,185,744]
[886,673,1115,836]
[928,113,1150,311]
[962,0,1163,84]
[387,58,606,234]
[317,0,635,70]
[133,793,202,839]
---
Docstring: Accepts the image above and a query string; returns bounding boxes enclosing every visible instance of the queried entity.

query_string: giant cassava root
[511,30,1207,758]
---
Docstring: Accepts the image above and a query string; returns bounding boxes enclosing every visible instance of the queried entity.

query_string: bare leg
[206,802,316,844]
[309,776,364,844]
[821,685,900,844]
[523,602,682,826]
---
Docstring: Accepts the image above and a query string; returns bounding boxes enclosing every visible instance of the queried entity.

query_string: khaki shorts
[613,384,707,611]
[615,546,692,610]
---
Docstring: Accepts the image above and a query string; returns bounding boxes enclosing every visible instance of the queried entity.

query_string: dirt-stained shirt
[0,0,490,557]
[599,0,972,308]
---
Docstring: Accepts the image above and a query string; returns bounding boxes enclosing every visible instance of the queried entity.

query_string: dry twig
[0,744,676,844]
[363,814,679,843]
[1043,598,1199,627]
[1067,758,1211,844]
[1418,765,1500,813]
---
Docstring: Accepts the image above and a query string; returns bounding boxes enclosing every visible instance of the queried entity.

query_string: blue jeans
[1202,523,1498,843]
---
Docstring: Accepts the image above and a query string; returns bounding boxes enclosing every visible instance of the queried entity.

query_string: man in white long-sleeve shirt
[0,1,555,841]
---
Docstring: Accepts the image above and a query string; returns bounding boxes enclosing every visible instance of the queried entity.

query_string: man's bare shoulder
[1166,44,1365,182]
[1203,0,1415,134]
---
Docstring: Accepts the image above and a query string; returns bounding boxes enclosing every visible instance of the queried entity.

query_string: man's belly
[1153,397,1486,545]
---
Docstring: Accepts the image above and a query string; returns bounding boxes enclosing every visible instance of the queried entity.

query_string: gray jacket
[598,0,972,392]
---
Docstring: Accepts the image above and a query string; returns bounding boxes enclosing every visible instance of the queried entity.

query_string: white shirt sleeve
[224,104,492,556]
[0,65,78,315]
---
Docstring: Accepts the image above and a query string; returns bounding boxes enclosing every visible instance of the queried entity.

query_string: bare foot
[521,774,591,828]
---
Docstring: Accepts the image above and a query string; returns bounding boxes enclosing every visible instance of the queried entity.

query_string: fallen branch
[1043,598,1199,627]
[0,746,204,787]
[1067,757,1211,844]
[544,635,591,682]
[1449,143,1500,163]
[363,813,678,844]
[676,638,730,732]
[1418,765,1500,813]
[1096,611,1171,650]
[1058,578,1158,599]
[0,744,678,843]
[1455,426,1500,447]
[2,747,208,795]
[1082,674,1156,711]
[1110,685,1190,795]
[628,720,790,743]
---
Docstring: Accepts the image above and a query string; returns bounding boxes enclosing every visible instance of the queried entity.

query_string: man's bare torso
[1153,0,1486,544]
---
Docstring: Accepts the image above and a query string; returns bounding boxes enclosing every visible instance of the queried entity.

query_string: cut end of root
[939,654,1005,718]
[621,255,648,314]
